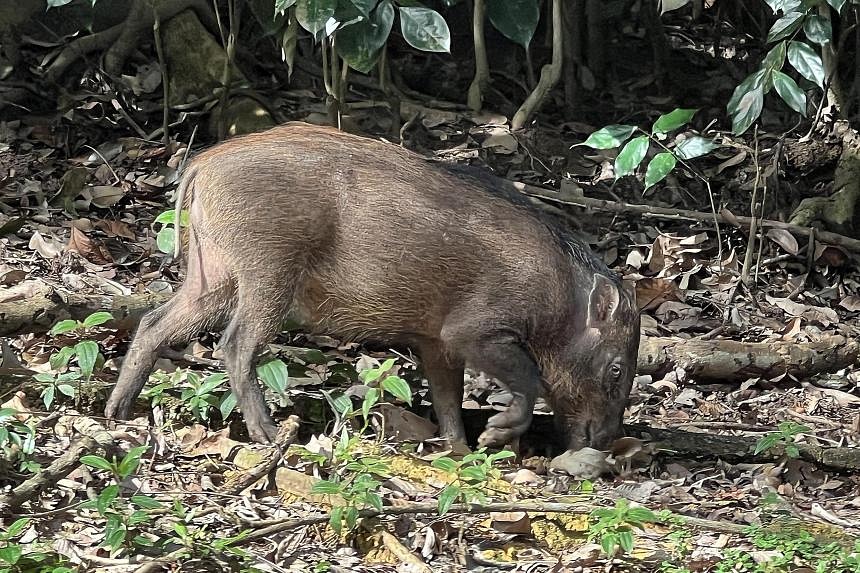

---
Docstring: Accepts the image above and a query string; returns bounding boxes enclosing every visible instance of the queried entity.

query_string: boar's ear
[586,274,621,328]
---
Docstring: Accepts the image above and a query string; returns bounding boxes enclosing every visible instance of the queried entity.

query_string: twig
[237,499,748,544]
[517,183,860,253]
[742,126,761,285]
[0,416,115,512]
[222,415,300,496]
[82,145,121,185]
[153,8,170,146]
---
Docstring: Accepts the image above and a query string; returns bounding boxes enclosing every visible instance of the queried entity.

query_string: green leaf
[788,40,825,88]
[673,136,718,160]
[767,10,804,43]
[730,85,764,136]
[118,445,149,478]
[362,387,380,420]
[56,379,78,397]
[156,227,175,254]
[600,533,618,556]
[74,340,99,378]
[437,484,459,515]
[41,385,56,409]
[644,152,677,189]
[331,393,353,416]
[764,0,802,14]
[257,359,290,394]
[614,136,649,179]
[651,108,697,134]
[336,0,395,73]
[459,466,488,482]
[366,491,383,512]
[803,15,831,45]
[349,0,378,16]
[219,391,237,420]
[312,480,344,494]
[83,311,114,328]
[773,70,807,115]
[486,0,539,49]
[825,0,846,14]
[49,319,80,335]
[727,69,768,113]
[46,0,75,7]
[617,529,635,553]
[5,518,30,538]
[578,125,637,149]
[345,506,358,530]
[154,210,175,225]
[487,450,516,463]
[97,484,119,514]
[626,507,657,523]
[0,545,22,565]
[50,346,76,370]
[762,41,786,73]
[755,433,782,454]
[276,0,299,15]
[380,375,412,404]
[296,0,337,35]
[131,495,164,509]
[398,7,450,52]
[329,506,344,534]
[198,372,228,395]
[430,457,459,473]
[128,511,151,526]
[80,455,114,472]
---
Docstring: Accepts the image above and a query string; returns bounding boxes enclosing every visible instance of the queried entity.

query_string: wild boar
[104,122,640,451]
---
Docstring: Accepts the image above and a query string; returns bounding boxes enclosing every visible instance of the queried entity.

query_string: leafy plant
[0,518,73,573]
[152,208,190,255]
[578,107,719,190]
[0,408,38,473]
[726,0,846,135]
[754,421,810,458]
[34,371,79,410]
[46,311,113,382]
[430,448,516,515]
[79,446,165,555]
[587,498,658,558]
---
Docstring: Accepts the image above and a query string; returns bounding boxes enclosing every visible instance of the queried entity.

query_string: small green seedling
[0,408,38,473]
[587,498,657,558]
[431,448,517,515]
[754,421,810,458]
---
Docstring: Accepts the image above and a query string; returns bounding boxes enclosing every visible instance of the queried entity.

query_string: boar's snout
[557,397,627,452]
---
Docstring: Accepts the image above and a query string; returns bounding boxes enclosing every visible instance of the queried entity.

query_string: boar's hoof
[104,397,132,421]
[477,426,521,449]
[246,419,281,444]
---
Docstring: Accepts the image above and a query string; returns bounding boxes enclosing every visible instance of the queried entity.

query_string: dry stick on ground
[0,416,115,512]
[516,182,860,252]
[624,422,860,471]
[221,415,301,496]
[236,500,748,543]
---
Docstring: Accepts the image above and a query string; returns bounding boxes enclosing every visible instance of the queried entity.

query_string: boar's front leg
[444,325,540,448]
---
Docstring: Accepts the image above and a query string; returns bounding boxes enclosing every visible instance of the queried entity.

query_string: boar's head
[543,273,640,452]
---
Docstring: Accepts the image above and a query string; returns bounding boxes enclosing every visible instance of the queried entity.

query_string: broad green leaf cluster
[728,0,844,134]
[578,108,718,189]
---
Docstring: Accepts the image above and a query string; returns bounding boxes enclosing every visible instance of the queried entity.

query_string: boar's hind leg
[419,345,467,446]
[104,277,234,422]
[218,278,292,444]
[447,329,540,449]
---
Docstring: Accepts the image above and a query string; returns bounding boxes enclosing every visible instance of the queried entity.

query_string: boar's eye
[608,363,622,380]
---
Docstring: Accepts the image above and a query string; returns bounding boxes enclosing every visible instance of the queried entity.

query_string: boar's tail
[172,163,200,261]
